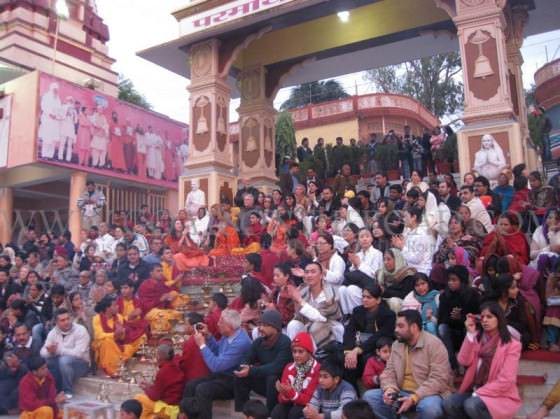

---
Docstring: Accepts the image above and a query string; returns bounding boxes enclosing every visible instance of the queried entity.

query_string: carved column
[505,5,539,170]
[436,0,535,180]
[236,64,277,191]
[180,39,237,209]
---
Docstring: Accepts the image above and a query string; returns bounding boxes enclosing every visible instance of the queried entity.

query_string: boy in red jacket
[272,332,321,419]
[19,356,65,419]
[362,337,392,389]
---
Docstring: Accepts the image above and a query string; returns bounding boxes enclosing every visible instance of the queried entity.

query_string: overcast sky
[97,0,560,124]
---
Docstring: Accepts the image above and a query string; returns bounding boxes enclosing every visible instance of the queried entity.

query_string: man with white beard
[39,83,63,159]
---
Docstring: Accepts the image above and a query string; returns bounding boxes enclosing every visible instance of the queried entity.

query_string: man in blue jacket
[182,309,251,419]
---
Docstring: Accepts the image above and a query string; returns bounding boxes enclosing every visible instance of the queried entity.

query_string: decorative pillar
[180,39,237,209]
[0,187,13,245]
[68,171,86,247]
[436,0,532,180]
[505,4,539,170]
[237,64,277,191]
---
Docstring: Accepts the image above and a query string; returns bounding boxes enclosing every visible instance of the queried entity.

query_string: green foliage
[440,133,458,162]
[374,143,400,172]
[281,80,349,110]
[528,112,547,151]
[364,52,463,118]
[275,111,297,172]
[118,77,152,110]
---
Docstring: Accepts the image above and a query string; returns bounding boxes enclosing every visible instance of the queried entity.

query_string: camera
[389,392,403,413]
[195,323,205,331]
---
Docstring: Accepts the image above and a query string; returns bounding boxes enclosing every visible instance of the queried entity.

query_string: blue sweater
[201,329,252,374]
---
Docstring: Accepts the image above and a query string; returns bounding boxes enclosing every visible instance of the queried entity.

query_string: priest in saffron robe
[92,296,147,376]
[208,220,240,257]
[135,343,185,419]
[160,248,190,309]
[137,264,183,332]
[231,212,264,256]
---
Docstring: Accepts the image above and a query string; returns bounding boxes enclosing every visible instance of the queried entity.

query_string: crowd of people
[1,134,560,419]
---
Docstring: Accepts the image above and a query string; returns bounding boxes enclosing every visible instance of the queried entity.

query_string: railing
[289,93,439,127]
[535,58,560,87]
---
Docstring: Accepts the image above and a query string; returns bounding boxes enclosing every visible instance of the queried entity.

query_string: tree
[364,52,463,118]
[280,80,349,110]
[118,77,152,110]
[275,111,297,174]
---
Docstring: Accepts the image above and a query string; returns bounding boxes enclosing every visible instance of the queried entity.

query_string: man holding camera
[363,310,452,419]
[182,309,251,419]
[233,310,292,414]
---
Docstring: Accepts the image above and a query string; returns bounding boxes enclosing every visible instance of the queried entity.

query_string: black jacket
[116,260,151,289]
[242,333,293,377]
[438,287,480,330]
[343,302,395,354]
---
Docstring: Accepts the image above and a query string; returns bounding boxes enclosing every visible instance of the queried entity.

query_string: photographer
[363,310,451,419]
[443,302,521,419]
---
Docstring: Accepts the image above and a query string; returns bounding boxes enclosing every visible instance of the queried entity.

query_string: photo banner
[36,73,188,188]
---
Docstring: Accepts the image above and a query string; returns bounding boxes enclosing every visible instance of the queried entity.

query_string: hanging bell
[474,54,494,79]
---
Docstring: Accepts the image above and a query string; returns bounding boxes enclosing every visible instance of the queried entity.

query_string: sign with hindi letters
[179,0,298,35]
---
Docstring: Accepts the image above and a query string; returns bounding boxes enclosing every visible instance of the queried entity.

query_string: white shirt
[95,233,115,259]
[40,324,90,364]
[321,252,346,286]
[402,226,436,275]
[350,246,383,278]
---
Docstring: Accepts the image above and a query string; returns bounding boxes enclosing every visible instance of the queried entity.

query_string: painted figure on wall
[473,134,507,181]
[39,82,63,159]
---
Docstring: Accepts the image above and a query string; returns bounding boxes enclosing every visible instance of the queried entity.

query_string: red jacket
[19,371,57,413]
[204,307,222,340]
[179,336,210,383]
[144,359,185,405]
[278,360,321,406]
[260,249,280,288]
[362,356,386,389]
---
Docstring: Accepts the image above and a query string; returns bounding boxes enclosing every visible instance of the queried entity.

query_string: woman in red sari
[164,219,209,270]
[481,212,529,265]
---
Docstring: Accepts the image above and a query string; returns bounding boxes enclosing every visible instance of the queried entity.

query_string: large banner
[36,73,188,188]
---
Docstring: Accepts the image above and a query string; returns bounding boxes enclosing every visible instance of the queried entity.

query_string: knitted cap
[260,309,282,331]
[292,332,315,354]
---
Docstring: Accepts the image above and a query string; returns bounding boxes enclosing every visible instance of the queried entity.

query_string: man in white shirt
[460,185,494,232]
[94,222,115,261]
[39,308,90,397]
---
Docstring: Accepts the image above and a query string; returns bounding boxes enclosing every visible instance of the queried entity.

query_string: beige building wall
[295,119,360,148]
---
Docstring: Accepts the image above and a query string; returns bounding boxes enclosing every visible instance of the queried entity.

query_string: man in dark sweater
[233,310,292,413]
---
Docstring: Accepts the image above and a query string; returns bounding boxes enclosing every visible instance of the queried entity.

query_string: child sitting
[362,337,392,389]
[272,332,321,419]
[304,361,357,419]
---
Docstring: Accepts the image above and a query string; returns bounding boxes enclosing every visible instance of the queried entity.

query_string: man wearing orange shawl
[231,213,264,256]
[209,221,240,257]
[92,296,147,376]
[137,264,182,332]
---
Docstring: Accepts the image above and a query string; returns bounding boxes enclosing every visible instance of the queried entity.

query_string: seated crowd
[1,146,560,419]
